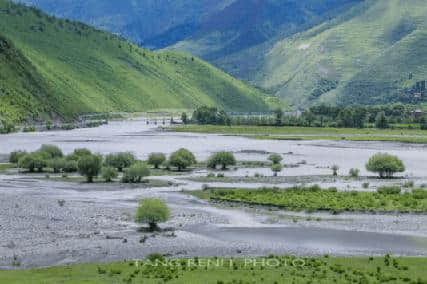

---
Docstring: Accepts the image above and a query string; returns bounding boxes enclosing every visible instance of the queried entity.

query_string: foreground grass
[1,256,427,283]
[191,186,427,213]
[168,125,427,143]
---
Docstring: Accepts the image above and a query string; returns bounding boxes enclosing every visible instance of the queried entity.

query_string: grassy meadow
[167,125,427,143]
[1,256,427,283]
[191,186,427,213]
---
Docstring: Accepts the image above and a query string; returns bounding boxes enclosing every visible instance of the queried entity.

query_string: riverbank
[166,125,427,143]
[1,255,426,283]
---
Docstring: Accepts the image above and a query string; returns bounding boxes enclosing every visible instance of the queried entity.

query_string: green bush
[37,144,63,159]
[207,152,236,170]
[268,154,283,164]
[77,154,102,182]
[9,150,27,163]
[148,153,166,169]
[377,186,401,195]
[349,168,360,178]
[66,148,92,161]
[105,152,135,172]
[135,198,170,231]
[101,166,118,182]
[63,160,78,173]
[168,148,196,171]
[47,158,66,173]
[271,163,283,176]
[375,111,389,129]
[122,162,150,183]
[18,153,47,172]
[366,153,405,178]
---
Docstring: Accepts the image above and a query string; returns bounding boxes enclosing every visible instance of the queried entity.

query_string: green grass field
[0,0,269,124]
[191,186,427,213]
[167,125,427,143]
[0,163,14,173]
[1,255,427,283]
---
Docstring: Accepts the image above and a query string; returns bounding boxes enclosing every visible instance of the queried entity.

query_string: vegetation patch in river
[190,186,427,213]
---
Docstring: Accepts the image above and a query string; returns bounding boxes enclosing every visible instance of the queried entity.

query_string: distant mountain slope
[255,0,427,107]
[169,0,361,60]
[14,0,236,46]
[0,0,268,123]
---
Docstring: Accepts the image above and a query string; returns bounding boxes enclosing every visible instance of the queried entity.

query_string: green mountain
[14,0,236,46]
[253,0,427,107]
[0,0,269,124]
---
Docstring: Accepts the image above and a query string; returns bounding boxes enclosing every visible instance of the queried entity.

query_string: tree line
[185,104,427,129]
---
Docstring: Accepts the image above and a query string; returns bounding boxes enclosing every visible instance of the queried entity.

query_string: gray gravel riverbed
[1,120,427,268]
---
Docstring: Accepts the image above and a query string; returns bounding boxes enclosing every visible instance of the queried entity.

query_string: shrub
[412,189,427,199]
[362,182,370,189]
[207,152,236,170]
[331,165,340,176]
[349,168,360,178]
[48,158,66,173]
[377,186,401,195]
[18,153,46,172]
[66,148,92,161]
[403,181,414,188]
[105,152,135,172]
[63,160,78,173]
[37,144,63,159]
[271,163,283,176]
[122,162,150,183]
[9,150,27,164]
[77,154,102,182]
[101,166,118,182]
[135,198,170,231]
[168,148,196,171]
[148,153,166,169]
[268,154,283,164]
[366,153,405,178]
[181,112,188,124]
[375,111,389,129]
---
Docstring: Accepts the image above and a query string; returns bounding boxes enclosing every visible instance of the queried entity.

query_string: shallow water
[1,119,427,177]
[1,119,427,268]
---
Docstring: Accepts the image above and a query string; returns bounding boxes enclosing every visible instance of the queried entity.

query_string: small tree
[148,153,166,169]
[366,153,405,178]
[135,198,170,231]
[349,168,360,178]
[67,148,92,161]
[375,111,389,129]
[169,148,196,171]
[101,166,118,182]
[268,154,283,164]
[9,150,27,164]
[207,152,236,170]
[63,160,78,173]
[48,158,66,173]
[105,152,135,172]
[271,163,283,177]
[122,162,150,183]
[18,153,46,172]
[77,154,102,182]
[38,144,63,159]
[331,165,340,176]
[181,112,188,124]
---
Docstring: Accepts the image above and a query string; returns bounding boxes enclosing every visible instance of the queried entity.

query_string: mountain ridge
[0,0,269,124]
